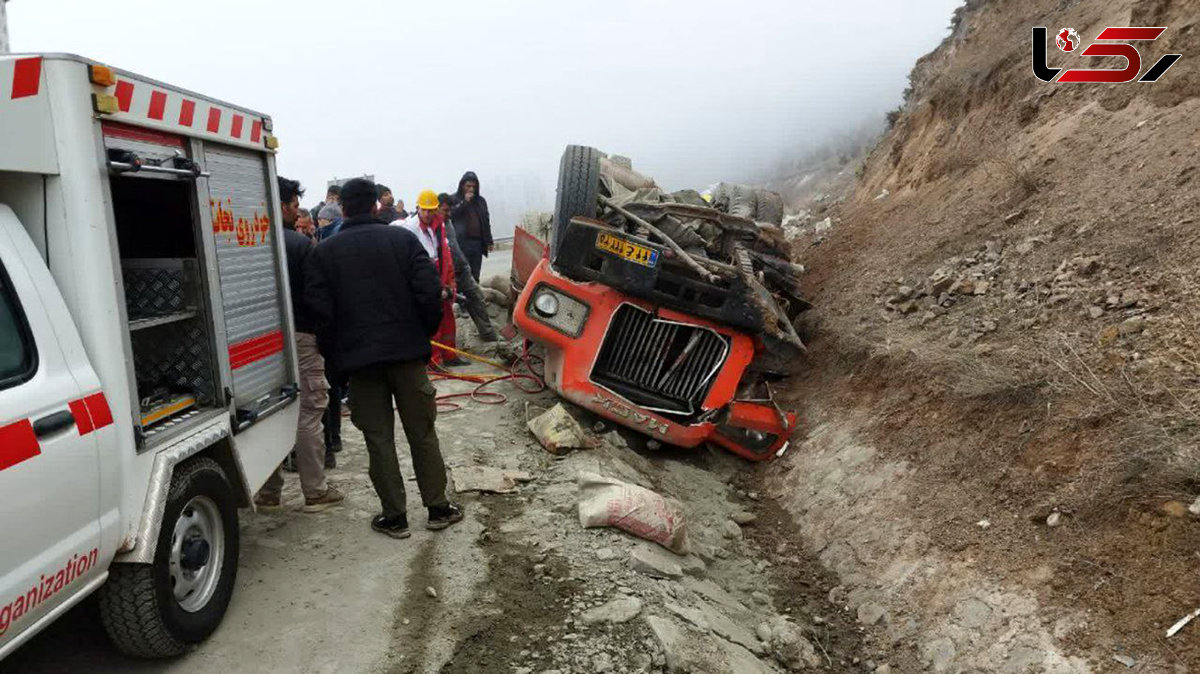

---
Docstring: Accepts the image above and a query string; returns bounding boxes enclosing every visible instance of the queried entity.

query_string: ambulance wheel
[551,144,602,261]
[99,457,239,658]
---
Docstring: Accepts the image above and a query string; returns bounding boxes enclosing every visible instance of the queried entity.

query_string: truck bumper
[514,259,795,461]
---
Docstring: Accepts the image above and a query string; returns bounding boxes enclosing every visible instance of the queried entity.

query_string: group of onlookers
[256,171,502,540]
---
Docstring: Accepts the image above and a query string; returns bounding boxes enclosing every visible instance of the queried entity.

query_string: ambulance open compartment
[102,122,296,449]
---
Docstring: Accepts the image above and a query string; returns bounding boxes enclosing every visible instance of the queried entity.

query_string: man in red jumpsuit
[399,189,462,366]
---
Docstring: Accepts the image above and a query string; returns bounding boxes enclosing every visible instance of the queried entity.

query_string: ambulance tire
[99,457,240,658]
[551,144,602,262]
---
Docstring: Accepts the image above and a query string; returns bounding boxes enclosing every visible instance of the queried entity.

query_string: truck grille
[591,304,730,416]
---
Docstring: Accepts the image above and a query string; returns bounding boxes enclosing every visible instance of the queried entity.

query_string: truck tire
[99,457,239,658]
[755,190,784,226]
[551,145,602,260]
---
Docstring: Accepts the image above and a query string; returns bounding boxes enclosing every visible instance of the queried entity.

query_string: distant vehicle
[0,54,299,658]
[513,145,804,461]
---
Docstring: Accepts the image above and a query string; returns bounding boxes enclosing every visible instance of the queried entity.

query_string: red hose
[427,340,546,412]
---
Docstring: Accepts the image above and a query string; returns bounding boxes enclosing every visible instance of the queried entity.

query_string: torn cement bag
[527,403,592,454]
[577,472,688,554]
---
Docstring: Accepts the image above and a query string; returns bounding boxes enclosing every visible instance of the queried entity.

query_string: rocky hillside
[766,0,1200,670]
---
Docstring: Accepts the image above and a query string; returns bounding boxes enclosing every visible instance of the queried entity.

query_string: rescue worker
[254,177,345,513]
[450,171,492,281]
[399,190,461,365]
[439,192,499,342]
[306,178,464,539]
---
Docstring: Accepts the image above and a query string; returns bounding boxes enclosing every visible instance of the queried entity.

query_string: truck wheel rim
[170,495,224,613]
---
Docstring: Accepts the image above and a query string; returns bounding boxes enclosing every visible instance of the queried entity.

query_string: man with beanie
[306,178,464,538]
[254,177,345,513]
[450,171,492,281]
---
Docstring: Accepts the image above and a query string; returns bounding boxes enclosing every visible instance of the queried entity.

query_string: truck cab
[513,145,802,462]
[0,54,298,659]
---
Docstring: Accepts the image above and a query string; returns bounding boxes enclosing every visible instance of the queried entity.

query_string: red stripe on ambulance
[147,90,167,120]
[68,399,94,435]
[0,420,40,471]
[114,80,134,112]
[179,99,196,127]
[206,107,222,133]
[228,331,284,370]
[10,57,42,99]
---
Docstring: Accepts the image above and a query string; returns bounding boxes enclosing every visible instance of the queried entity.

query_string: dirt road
[7,355,866,673]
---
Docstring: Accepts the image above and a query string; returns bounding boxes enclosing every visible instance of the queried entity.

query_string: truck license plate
[595,233,659,268]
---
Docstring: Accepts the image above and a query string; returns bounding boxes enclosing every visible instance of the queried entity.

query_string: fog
[9,0,960,237]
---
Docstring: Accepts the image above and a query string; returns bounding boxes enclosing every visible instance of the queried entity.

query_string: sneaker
[426,503,465,531]
[371,513,411,539]
[303,485,346,513]
[254,493,284,513]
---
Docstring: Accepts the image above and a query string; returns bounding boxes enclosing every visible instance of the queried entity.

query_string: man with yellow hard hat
[399,189,460,366]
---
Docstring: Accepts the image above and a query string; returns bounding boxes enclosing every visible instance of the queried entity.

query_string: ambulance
[0,53,298,658]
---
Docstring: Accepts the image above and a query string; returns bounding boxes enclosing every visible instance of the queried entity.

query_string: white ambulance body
[0,53,299,658]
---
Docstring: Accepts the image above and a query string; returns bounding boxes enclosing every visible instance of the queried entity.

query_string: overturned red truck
[512,146,809,461]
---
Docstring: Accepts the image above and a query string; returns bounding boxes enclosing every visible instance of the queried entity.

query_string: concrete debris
[631,543,684,579]
[1046,511,1063,527]
[527,403,593,454]
[976,519,991,529]
[730,510,758,526]
[814,217,833,233]
[1111,654,1137,668]
[921,637,957,673]
[580,596,643,625]
[856,602,886,626]
[874,188,890,201]
[425,586,438,599]
[645,615,773,674]
[451,465,532,494]
[1189,496,1200,516]
[595,547,617,562]
[764,616,822,671]
[722,519,744,540]
[577,472,689,553]
[679,555,707,578]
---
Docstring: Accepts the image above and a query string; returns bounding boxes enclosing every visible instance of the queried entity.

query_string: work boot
[427,503,465,531]
[303,485,346,513]
[254,492,284,513]
[371,513,411,539]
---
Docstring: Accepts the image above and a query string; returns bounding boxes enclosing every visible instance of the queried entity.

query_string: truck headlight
[526,285,589,338]
[534,292,560,317]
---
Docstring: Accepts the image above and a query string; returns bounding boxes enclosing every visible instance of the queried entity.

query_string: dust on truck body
[514,145,807,461]
[0,54,298,659]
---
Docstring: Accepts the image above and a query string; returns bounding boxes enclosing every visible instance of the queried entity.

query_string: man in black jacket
[306,178,463,538]
[255,177,345,513]
[450,171,492,281]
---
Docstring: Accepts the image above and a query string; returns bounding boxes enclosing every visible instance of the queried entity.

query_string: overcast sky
[9,0,960,235]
